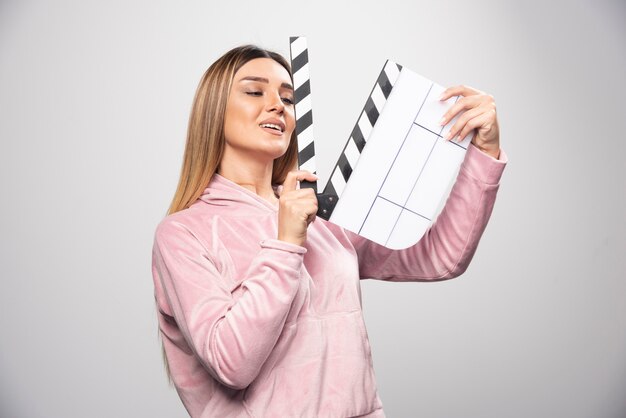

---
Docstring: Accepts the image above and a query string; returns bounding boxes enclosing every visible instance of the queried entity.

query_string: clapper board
[289,37,474,250]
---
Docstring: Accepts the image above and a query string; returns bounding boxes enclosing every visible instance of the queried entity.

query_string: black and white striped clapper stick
[289,36,318,193]
[317,60,402,220]
[288,36,401,220]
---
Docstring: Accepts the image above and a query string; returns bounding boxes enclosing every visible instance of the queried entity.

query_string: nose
[266,93,285,114]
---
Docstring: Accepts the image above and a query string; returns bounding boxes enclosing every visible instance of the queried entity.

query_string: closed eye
[245,90,294,105]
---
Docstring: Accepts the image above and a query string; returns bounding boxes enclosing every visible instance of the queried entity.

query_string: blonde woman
[151,44,506,417]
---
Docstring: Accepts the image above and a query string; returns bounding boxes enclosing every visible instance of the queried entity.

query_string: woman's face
[223,58,296,162]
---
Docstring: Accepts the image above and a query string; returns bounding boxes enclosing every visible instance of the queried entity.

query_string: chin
[268,147,290,160]
[261,141,291,158]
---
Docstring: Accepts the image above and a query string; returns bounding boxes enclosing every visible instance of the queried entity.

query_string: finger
[291,194,319,211]
[439,84,482,102]
[459,111,493,142]
[445,105,484,141]
[282,170,319,193]
[280,187,318,201]
[439,95,483,127]
[280,192,318,213]
[287,200,318,224]
[290,191,318,209]
[279,193,317,208]
[289,203,317,219]
[307,201,319,223]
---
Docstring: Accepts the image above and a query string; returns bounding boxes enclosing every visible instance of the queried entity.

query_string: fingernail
[438,93,445,100]
[439,117,446,126]
[446,131,452,140]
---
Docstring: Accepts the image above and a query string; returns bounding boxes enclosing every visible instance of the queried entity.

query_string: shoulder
[155,208,193,238]
[153,206,216,252]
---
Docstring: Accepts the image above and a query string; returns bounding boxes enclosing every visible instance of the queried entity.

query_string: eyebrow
[239,76,293,91]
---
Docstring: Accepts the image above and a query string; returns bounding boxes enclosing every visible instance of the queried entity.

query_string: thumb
[282,170,318,193]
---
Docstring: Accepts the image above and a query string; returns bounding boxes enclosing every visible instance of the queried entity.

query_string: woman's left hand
[439,85,500,159]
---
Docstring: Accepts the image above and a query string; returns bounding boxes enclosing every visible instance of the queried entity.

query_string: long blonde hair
[167,45,299,216]
[160,45,298,383]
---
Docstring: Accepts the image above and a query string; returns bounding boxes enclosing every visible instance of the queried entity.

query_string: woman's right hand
[277,170,319,247]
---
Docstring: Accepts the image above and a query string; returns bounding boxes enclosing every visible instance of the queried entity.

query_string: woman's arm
[347,143,506,281]
[347,85,505,281]
[152,221,305,390]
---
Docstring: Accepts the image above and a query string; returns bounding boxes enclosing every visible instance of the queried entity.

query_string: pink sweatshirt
[151,144,507,417]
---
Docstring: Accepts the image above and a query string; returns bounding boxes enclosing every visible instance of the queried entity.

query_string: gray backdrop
[1,0,625,417]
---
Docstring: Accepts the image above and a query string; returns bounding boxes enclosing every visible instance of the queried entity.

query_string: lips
[259,118,285,133]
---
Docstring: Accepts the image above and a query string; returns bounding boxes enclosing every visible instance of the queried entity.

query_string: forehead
[235,58,291,84]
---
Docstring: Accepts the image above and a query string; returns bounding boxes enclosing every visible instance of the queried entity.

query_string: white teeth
[260,123,283,132]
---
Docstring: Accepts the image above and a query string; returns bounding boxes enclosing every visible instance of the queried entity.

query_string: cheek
[285,109,296,135]
[223,111,236,143]
[223,102,248,143]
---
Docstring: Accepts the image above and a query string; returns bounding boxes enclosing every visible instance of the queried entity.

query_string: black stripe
[378,70,392,98]
[396,63,402,71]
[364,97,379,126]
[324,179,337,197]
[298,140,315,166]
[294,80,310,104]
[299,180,317,193]
[290,36,299,44]
[291,49,308,74]
[322,60,400,206]
[351,124,365,152]
[296,110,313,135]
[337,153,353,182]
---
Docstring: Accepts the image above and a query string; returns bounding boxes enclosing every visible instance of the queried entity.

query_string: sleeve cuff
[260,239,307,254]
[461,143,508,185]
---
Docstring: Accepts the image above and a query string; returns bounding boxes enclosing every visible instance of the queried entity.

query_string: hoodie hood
[192,174,282,215]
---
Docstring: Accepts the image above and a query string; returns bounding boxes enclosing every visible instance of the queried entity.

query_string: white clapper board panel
[329,67,473,249]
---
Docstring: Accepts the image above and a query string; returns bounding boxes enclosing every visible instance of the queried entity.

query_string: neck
[217,147,277,204]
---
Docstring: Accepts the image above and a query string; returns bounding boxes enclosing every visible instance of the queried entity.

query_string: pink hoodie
[151,144,507,417]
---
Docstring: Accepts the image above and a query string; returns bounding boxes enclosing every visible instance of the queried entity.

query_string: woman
[151,44,506,417]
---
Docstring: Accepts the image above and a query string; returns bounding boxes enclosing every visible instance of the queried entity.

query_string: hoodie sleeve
[347,143,507,281]
[152,220,305,390]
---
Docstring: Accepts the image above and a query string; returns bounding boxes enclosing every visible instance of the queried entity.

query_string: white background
[1,0,625,417]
